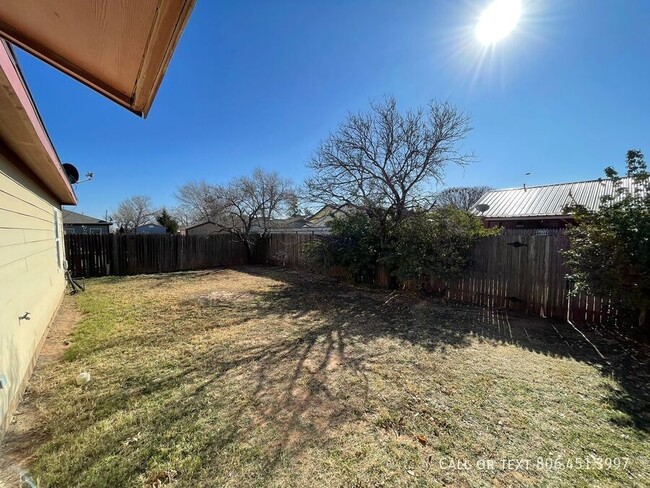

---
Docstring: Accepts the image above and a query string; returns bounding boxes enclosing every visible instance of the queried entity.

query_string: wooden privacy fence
[64,234,248,277]
[446,230,618,325]
[255,230,619,325]
[64,230,618,325]
[253,232,317,267]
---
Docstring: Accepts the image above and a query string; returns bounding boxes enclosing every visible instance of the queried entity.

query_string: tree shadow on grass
[24,265,649,486]
[239,266,650,438]
[127,264,646,481]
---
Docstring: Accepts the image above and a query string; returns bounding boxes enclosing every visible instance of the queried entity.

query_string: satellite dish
[62,163,79,184]
[475,203,490,214]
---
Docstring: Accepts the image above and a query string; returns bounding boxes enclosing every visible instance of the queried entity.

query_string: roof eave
[0,40,76,204]
[0,0,196,117]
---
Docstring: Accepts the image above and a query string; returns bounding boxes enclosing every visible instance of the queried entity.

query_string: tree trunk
[244,241,253,264]
[374,262,391,288]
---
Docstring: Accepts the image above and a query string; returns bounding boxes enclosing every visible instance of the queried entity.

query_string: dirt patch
[0,296,82,487]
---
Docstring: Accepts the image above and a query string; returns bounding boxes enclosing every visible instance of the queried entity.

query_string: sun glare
[475,0,521,45]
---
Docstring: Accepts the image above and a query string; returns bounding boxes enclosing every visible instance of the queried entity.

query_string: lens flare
[476,0,522,45]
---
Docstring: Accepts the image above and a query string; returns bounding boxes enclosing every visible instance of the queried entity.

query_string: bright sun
[476,0,522,45]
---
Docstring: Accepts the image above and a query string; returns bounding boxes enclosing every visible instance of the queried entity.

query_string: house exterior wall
[0,153,66,435]
[186,222,220,235]
[135,224,166,234]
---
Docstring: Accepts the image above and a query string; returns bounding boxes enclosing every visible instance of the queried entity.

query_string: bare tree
[305,97,471,244]
[112,195,155,232]
[286,193,310,218]
[435,186,493,211]
[169,206,193,230]
[176,168,295,260]
[175,180,217,225]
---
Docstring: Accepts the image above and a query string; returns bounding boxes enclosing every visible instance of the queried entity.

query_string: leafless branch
[305,96,472,223]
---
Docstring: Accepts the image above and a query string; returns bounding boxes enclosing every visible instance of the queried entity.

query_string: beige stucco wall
[0,154,65,435]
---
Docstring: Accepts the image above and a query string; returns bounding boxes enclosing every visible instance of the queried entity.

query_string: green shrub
[305,213,382,283]
[307,208,495,287]
[563,150,650,328]
[391,208,497,285]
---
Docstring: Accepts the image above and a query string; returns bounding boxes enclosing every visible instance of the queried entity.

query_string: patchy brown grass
[4,267,650,487]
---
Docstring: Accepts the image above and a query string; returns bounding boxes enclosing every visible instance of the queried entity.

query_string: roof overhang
[0,0,195,117]
[0,40,76,204]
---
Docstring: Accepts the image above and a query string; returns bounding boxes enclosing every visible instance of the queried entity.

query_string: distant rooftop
[62,209,111,226]
[472,177,642,219]
[136,222,165,228]
[185,216,312,232]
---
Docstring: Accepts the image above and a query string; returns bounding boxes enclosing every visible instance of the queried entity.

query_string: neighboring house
[183,220,221,235]
[472,177,637,229]
[184,207,352,236]
[305,204,345,227]
[63,209,112,235]
[186,216,311,236]
[0,1,194,436]
[135,222,167,235]
[185,221,220,235]
[273,216,311,229]
[300,204,352,233]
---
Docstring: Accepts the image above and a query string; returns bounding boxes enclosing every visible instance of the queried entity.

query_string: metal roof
[62,209,111,226]
[472,177,640,219]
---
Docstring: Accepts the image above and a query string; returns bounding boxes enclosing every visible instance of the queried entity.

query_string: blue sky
[17,0,650,219]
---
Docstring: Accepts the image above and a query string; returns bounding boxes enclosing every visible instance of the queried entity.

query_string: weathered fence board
[65,234,247,277]
[253,232,317,267]
[445,232,620,324]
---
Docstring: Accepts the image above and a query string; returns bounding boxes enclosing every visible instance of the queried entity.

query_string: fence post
[109,234,117,275]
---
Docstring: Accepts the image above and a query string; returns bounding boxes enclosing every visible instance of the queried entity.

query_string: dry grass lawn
[3,267,649,487]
